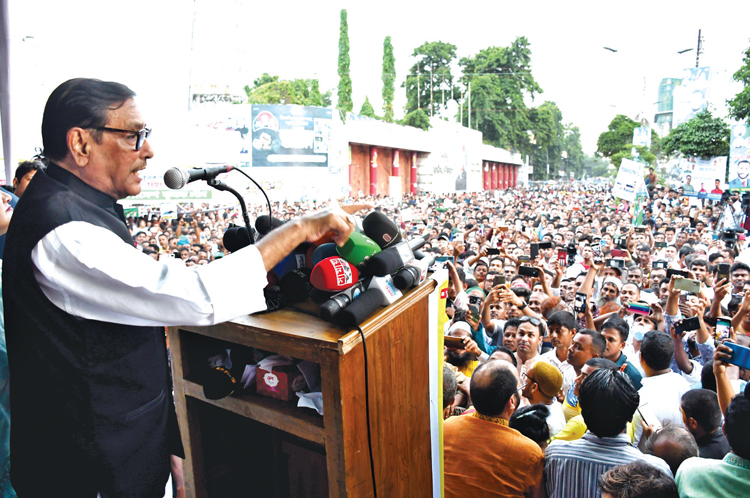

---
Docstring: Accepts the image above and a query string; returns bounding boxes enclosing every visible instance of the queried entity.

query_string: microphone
[363,211,403,249]
[363,236,427,277]
[310,257,360,292]
[164,165,233,189]
[311,243,339,267]
[273,250,307,279]
[279,268,313,303]
[333,288,385,328]
[223,224,255,252]
[310,288,336,304]
[336,232,381,268]
[255,215,285,236]
[319,282,364,322]
[368,275,403,305]
[393,254,437,290]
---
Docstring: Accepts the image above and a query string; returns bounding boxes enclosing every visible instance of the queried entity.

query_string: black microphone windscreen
[392,267,419,290]
[255,215,285,235]
[163,168,189,189]
[333,288,384,328]
[310,288,336,304]
[363,211,402,249]
[365,248,406,277]
[279,268,312,303]
[223,225,253,252]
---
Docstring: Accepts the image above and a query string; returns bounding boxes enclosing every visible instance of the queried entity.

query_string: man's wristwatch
[517,302,527,311]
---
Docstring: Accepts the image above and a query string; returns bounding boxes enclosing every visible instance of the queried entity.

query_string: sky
[3,0,750,173]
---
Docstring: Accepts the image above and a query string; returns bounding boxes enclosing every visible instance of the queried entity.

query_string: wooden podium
[168,279,437,498]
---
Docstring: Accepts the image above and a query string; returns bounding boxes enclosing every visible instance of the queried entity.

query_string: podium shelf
[182,379,325,445]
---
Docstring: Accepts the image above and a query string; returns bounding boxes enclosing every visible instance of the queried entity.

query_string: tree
[662,108,730,159]
[458,37,543,156]
[596,114,660,167]
[245,76,331,106]
[727,41,750,122]
[401,109,431,130]
[402,41,461,117]
[562,124,585,178]
[359,96,376,118]
[528,101,564,179]
[337,9,353,115]
[382,36,396,122]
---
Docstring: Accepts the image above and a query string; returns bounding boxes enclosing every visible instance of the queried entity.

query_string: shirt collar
[581,431,631,446]
[725,453,750,470]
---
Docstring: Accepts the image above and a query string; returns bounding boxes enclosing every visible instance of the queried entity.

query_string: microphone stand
[207,178,253,241]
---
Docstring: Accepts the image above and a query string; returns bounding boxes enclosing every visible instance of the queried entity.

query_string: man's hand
[462,336,482,358]
[303,203,372,246]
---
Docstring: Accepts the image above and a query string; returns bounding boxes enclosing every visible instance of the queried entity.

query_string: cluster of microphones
[162,166,435,328]
[261,211,435,328]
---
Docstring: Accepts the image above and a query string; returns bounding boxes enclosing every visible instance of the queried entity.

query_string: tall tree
[596,114,659,167]
[337,9,353,116]
[382,36,396,122]
[527,101,564,179]
[459,37,543,156]
[402,41,461,117]
[359,96,376,118]
[245,75,331,106]
[727,42,750,122]
[662,108,730,159]
[562,124,585,178]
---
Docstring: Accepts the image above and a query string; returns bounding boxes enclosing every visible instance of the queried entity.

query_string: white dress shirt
[32,221,268,327]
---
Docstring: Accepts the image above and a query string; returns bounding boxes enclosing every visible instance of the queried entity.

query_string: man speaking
[2,78,364,497]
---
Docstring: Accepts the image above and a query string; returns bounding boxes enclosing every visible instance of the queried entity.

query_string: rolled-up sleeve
[31,221,268,327]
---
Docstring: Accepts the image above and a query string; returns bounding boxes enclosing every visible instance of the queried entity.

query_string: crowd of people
[108,180,750,498]
[1,77,749,498]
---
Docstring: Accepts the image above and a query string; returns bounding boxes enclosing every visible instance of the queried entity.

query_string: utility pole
[468,81,471,129]
[417,69,420,109]
[695,29,703,68]
[429,65,433,117]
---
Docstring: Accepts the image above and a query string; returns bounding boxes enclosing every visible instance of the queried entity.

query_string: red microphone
[310,257,360,292]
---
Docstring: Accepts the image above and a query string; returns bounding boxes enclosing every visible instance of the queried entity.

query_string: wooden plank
[168,328,209,498]
[182,380,326,445]
[338,279,436,355]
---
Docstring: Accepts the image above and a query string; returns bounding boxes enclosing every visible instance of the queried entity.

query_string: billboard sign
[728,123,750,190]
[251,104,332,167]
[676,156,727,200]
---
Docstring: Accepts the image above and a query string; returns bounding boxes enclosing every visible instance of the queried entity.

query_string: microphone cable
[232,167,273,219]
[356,325,378,498]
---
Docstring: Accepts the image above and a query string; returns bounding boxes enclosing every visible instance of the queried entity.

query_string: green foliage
[403,41,461,117]
[337,9,353,114]
[359,96,376,118]
[596,114,660,167]
[662,108,730,159]
[459,37,543,157]
[583,154,612,178]
[563,124,585,178]
[253,73,278,88]
[245,76,331,107]
[401,109,431,130]
[382,36,396,122]
[727,42,750,121]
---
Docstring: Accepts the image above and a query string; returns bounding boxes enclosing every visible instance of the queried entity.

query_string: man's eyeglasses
[93,126,152,150]
[518,315,546,335]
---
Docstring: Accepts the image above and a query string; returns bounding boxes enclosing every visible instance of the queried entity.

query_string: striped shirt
[545,431,672,498]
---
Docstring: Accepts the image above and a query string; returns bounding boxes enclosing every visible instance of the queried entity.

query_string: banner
[728,123,750,191]
[612,158,646,202]
[676,156,727,200]
[673,67,711,127]
[633,126,652,148]
[251,104,332,167]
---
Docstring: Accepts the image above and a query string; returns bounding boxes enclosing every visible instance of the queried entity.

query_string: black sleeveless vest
[2,163,178,497]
